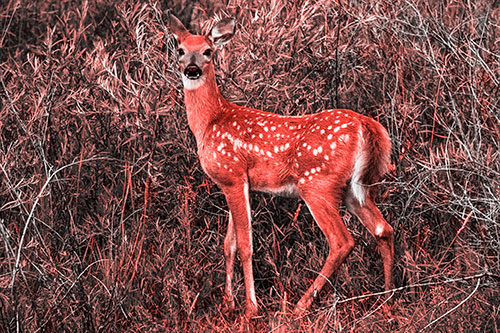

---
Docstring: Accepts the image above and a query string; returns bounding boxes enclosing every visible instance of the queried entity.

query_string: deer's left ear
[209,18,235,47]
[168,14,189,42]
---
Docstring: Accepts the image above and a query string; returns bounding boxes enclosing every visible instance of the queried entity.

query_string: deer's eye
[203,49,212,57]
[178,48,185,56]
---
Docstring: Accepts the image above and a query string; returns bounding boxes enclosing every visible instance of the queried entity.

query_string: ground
[0,0,499,331]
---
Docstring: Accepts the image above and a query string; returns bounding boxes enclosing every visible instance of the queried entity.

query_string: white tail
[169,15,394,317]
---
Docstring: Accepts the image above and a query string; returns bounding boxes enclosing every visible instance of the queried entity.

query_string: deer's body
[169,15,394,317]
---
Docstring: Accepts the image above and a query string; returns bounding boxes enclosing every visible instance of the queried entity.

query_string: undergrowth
[0,0,499,331]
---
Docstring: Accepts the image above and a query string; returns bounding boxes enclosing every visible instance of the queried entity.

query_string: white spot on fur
[375,224,385,237]
[339,134,350,143]
[233,139,243,150]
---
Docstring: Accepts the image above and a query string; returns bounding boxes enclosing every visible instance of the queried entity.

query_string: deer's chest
[197,134,246,187]
[196,129,294,190]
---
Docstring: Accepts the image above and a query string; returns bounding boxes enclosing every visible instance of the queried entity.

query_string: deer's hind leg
[345,191,394,291]
[294,186,355,315]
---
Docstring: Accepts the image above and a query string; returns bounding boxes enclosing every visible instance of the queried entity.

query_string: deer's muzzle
[184,65,202,80]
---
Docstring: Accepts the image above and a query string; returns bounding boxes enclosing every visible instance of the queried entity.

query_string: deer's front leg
[223,212,236,312]
[223,183,258,318]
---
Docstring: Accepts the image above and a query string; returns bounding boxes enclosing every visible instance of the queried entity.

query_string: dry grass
[1,0,499,331]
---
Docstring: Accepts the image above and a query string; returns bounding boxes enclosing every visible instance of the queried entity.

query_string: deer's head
[169,14,235,90]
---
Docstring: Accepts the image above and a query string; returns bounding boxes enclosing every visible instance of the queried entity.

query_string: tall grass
[0,0,498,331]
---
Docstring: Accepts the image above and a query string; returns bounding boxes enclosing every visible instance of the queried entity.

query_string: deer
[168,14,394,318]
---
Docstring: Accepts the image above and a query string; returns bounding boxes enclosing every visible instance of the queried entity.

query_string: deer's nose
[184,65,202,79]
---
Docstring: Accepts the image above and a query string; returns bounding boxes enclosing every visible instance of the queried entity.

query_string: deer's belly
[252,182,299,197]
[247,164,299,197]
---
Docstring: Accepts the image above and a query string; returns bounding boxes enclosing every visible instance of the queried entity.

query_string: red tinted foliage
[0,0,498,331]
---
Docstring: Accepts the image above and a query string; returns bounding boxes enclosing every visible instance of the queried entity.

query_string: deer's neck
[183,67,225,142]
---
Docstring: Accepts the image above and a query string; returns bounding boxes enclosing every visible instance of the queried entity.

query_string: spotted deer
[168,14,394,317]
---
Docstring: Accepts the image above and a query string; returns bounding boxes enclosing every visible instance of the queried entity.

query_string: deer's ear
[209,18,235,47]
[168,14,189,42]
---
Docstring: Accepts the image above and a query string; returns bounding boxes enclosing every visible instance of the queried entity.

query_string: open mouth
[184,65,202,80]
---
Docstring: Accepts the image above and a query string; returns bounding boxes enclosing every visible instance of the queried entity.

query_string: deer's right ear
[168,14,189,42]
[209,18,235,47]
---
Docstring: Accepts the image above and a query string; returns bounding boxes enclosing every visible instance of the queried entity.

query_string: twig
[10,156,110,290]
[35,258,111,333]
[352,290,394,327]
[336,270,488,305]
[331,1,343,108]
[274,271,489,331]
[419,276,482,332]
[433,210,473,275]
[0,0,19,48]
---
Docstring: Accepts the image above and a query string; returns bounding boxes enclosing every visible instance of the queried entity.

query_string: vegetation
[1,0,498,331]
